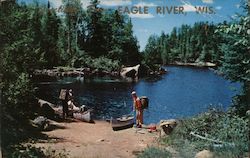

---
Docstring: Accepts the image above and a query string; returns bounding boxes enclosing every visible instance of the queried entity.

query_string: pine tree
[86,0,104,57]
[40,4,61,68]
[216,2,250,115]
[62,0,83,59]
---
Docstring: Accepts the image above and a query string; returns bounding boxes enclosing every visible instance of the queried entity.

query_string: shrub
[11,145,46,158]
[3,73,34,110]
[71,53,120,72]
[90,56,120,72]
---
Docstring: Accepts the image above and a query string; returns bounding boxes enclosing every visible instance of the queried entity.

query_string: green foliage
[60,0,85,61]
[4,73,34,110]
[137,147,172,158]
[10,145,45,158]
[85,0,105,57]
[0,2,38,117]
[1,0,140,73]
[40,7,61,68]
[44,147,69,158]
[89,56,120,71]
[216,16,250,83]
[72,54,120,72]
[0,1,61,70]
[216,3,249,116]
[213,114,249,156]
[144,35,162,64]
[163,109,249,157]
[143,22,221,65]
[55,0,140,66]
[0,2,46,156]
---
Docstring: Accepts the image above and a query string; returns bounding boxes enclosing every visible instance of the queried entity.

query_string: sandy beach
[32,120,159,158]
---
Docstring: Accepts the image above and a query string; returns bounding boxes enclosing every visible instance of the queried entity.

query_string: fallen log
[38,99,57,108]
[190,131,235,147]
[37,99,93,122]
[37,99,62,118]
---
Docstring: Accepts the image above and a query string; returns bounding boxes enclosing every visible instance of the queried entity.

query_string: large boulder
[32,116,49,130]
[120,64,140,78]
[195,150,214,158]
[159,119,178,136]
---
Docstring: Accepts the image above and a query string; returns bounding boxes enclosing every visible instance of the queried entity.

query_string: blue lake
[36,66,241,124]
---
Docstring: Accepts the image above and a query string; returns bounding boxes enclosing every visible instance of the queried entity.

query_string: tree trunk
[67,20,71,57]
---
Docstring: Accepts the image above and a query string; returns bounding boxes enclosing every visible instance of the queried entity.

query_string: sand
[33,120,159,158]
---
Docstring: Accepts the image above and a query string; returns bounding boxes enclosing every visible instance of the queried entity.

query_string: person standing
[131,91,143,127]
[62,89,69,119]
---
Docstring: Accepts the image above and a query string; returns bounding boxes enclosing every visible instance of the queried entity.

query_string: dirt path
[33,120,159,158]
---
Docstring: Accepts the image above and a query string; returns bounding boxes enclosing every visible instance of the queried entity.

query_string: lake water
[36,66,241,124]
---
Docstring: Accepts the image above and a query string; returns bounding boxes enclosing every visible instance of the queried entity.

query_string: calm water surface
[36,66,241,124]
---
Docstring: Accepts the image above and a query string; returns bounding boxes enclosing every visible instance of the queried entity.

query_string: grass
[137,147,172,158]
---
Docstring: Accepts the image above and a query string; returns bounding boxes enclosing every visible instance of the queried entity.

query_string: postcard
[1,0,249,157]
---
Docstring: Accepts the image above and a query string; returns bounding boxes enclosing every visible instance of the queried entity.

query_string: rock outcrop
[120,64,140,78]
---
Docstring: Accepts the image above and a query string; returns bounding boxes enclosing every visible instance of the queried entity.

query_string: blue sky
[20,0,244,51]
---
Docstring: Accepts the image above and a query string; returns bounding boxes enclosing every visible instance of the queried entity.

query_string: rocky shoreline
[33,67,120,78]
[32,65,167,81]
[31,62,217,81]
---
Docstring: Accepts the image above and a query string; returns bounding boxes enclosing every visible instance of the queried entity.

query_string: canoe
[111,116,134,131]
[73,110,92,122]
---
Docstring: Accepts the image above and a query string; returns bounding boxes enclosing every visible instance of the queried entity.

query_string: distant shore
[169,61,217,67]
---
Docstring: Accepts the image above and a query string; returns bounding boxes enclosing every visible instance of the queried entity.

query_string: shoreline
[168,61,217,67]
[32,62,216,81]
[32,65,166,81]
[32,67,120,79]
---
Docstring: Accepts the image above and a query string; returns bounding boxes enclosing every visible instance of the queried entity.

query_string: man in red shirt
[131,91,143,127]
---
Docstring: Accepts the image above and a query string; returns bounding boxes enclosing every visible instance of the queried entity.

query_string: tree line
[0,0,141,71]
[143,22,223,65]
